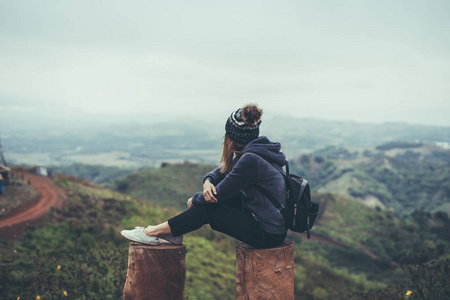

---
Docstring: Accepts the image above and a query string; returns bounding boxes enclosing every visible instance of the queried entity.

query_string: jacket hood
[243,136,286,166]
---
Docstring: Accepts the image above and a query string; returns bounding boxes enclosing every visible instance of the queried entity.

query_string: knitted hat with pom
[225,104,262,145]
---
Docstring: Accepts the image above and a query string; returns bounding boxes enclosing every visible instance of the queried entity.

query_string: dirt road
[0,171,66,239]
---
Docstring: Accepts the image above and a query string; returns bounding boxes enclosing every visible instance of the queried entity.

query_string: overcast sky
[1,0,449,126]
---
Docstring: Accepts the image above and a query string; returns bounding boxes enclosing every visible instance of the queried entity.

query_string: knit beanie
[225,104,262,145]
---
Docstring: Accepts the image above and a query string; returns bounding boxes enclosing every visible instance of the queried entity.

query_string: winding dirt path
[0,170,66,239]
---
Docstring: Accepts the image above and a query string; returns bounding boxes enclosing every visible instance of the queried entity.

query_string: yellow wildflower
[57,265,61,270]
[63,290,68,296]
[406,290,412,296]
[17,297,20,300]
[36,296,41,300]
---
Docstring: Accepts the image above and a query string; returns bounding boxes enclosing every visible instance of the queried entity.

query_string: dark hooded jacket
[192,136,287,235]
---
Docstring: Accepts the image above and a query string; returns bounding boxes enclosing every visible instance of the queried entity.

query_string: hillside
[107,142,450,217]
[1,166,449,299]
[107,160,450,263]
[290,142,450,216]
[52,163,136,184]
[107,162,450,298]
[0,183,38,220]
[0,174,239,299]
[109,161,450,264]
[105,162,216,211]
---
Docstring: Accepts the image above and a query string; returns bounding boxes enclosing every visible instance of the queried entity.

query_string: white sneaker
[120,226,160,245]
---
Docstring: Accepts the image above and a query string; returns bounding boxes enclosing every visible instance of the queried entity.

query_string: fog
[1,0,449,130]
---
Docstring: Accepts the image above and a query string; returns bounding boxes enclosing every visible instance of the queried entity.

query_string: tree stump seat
[123,242,187,300]
[235,239,295,300]
[123,240,295,300]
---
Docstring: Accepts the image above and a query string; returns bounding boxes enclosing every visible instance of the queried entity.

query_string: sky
[1,0,449,127]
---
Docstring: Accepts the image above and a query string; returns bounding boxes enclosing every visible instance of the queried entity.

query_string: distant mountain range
[3,116,450,168]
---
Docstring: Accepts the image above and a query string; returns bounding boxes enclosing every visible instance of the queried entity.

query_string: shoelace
[135,226,159,241]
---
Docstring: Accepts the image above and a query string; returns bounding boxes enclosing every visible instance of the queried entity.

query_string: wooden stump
[123,242,187,300]
[235,240,294,300]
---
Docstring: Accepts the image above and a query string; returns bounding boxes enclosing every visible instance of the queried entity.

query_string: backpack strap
[265,158,307,200]
[243,151,288,219]
[270,160,288,177]
[299,179,308,198]
[255,183,286,217]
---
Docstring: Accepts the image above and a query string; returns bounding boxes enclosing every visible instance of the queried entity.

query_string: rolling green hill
[290,143,450,216]
[52,163,137,184]
[0,175,238,299]
[1,164,449,299]
[105,162,216,211]
[106,161,449,298]
[106,142,450,217]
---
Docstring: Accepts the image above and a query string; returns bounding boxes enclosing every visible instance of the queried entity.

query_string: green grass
[105,162,216,211]
[0,177,239,299]
[312,193,450,263]
[1,163,449,299]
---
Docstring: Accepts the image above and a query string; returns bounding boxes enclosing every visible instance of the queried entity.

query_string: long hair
[220,134,245,174]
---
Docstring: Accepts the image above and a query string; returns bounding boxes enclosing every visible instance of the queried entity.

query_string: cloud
[0,0,449,126]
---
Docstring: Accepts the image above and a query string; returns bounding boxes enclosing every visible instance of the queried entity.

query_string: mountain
[289,142,450,216]
[3,117,450,168]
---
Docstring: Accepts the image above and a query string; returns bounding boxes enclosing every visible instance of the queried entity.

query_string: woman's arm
[201,166,226,203]
[203,167,226,185]
[193,154,259,205]
[203,179,218,202]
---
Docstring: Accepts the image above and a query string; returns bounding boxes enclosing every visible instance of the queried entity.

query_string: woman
[121,104,287,248]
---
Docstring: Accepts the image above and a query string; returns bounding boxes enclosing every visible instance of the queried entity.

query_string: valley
[1,119,449,299]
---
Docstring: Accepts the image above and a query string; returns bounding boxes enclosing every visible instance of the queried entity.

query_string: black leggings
[168,203,286,249]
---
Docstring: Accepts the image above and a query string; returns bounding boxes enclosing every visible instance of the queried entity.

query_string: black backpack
[255,157,320,238]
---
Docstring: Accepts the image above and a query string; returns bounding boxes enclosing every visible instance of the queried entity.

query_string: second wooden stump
[123,242,187,300]
[235,240,294,300]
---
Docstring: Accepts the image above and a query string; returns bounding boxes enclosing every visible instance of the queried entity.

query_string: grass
[106,162,216,211]
[0,176,239,299]
[2,163,449,299]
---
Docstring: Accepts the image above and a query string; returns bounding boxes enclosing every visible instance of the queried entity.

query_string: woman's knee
[191,205,211,223]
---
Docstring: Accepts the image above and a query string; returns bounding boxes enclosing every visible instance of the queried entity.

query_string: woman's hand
[187,197,194,209]
[203,180,218,203]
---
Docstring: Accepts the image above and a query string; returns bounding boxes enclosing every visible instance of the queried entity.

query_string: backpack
[254,156,320,238]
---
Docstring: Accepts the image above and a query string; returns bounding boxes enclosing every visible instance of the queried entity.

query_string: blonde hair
[220,134,245,174]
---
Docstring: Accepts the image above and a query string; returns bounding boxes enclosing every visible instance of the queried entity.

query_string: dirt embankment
[0,170,67,239]
[0,185,39,219]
